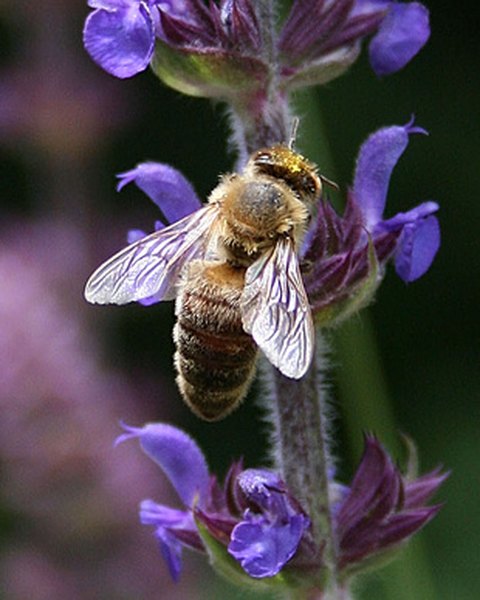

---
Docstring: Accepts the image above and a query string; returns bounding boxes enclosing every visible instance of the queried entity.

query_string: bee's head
[250,145,322,204]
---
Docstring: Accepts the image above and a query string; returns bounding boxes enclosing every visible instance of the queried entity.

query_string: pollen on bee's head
[251,145,321,202]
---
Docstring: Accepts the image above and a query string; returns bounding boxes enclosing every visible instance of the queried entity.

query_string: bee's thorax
[210,172,309,266]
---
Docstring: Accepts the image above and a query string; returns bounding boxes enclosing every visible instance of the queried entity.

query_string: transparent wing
[240,237,314,379]
[84,204,219,305]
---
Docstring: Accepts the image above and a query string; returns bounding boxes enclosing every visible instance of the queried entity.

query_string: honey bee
[85,143,324,420]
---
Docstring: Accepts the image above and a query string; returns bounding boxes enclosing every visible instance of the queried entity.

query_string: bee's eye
[254,151,273,166]
[303,175,318,195]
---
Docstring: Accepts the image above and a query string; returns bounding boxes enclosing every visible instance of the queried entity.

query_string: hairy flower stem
[229,5,341,596]
[230,96,291,167]
[256,0,277,64]
[266,339,338,584]
[229,0,291,165]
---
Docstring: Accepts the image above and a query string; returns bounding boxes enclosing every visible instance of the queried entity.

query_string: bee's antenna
[320,174,340,192]
[288,118,300,149]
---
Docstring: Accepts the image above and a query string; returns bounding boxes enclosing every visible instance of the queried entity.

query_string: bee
[84,143,324,420]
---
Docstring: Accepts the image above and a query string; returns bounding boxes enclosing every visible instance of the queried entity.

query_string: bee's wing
[85,204,219,305]
[240,237,314,379]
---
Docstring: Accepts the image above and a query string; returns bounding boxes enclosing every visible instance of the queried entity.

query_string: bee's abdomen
[174,261,258,421]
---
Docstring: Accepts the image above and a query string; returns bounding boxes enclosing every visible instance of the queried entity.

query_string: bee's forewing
[84,204,219,305]
[240,238,314,379]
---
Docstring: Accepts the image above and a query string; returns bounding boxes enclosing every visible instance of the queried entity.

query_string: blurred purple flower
[118,422,310,580]
[366,1,431,75]
[279,0,430,86]
[0,4,131,159]
[0,223,187,599]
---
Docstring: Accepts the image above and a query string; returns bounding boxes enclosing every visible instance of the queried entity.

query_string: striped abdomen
[173,260,258,421]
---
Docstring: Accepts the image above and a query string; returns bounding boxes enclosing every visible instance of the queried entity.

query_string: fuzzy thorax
[210,172,310,266]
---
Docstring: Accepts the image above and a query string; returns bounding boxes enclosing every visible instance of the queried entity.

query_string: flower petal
[116,422,210,507]
[83,3,155,78]
[353,120,426,228]
[156,526,184,582]
[140,498,192,528]
[336,436,396,537]
[117,162,201,223]
[336,435,446,571]
[228,469,309,577]
[88,0,130,9]
[394,214,440,281]
[127,228,148,244]
[378,200,438,232]
[352,0,391,16]
[404,468,449,508]
[369,2,430,76]
[137,499,196,581]
[228,512,307,578]
[235,469,286,512]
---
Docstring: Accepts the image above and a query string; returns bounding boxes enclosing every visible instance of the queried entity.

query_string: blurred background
[0,1,477,598]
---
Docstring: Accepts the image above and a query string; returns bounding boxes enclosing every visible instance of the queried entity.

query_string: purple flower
[84,1,159,78]
[116,161,202,304]
[228,470,310,578]
[367,1,431,76]
[352,118,440,282]
[278,0,430,87]
[335,435,448,571]
[118,423,445,585]
[302,119,440,325]
[116,423,209,581]
[157,0,261,52]
[83,0,263,81]
[117,161,201,224]
[83,0,429,95]
[117,423,310,581]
